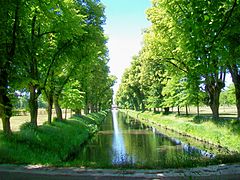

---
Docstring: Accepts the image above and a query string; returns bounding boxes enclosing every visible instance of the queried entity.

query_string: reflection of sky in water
[112,110,135,164]
[183,144,215,158]
[75,111,216,168]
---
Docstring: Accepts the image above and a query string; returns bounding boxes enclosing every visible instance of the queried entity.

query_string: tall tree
[145,0,233,119]
[224,1,240,120]
[0,0,21,135]
[0,0,114,131]
[117,0,237,119]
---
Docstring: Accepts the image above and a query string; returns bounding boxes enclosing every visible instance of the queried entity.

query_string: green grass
[122,110,240,154]
[0,111,107,165]
[0,109,72,131]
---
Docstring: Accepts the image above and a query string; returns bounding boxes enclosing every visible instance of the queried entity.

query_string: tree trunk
[133,98,139,111]
[98,103,102,112]
[0,0,20,136]
[94,104,97,112]
[205,76,224,119]
[0,69,12,135]
[0,103,11,135]
[209,90,221,119]
[47,95,53,124]
[197,104,200,117]
[0,86,12,135]
[84,106,89,115]
[2,116,12,135]
[90,104,94,113]
[29,86,38,127]
[75,109,81,116]
[54,95,62,121]
[94,104,98,112]
[65,108,67,120]
[177,106,180,115]
[229,65,240,120]
[134,104,139,111]
[164,107,170,114]
[141,102,145,112]
[185,105,189,115]
[235,88,240,121]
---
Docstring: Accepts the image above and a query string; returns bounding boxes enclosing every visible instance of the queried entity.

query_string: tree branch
[176,1,188,15]
[55,67,76,96]
[43,40,73,87]
[209,0,237,51]
[163,58,188,73]
[9,0,20,59]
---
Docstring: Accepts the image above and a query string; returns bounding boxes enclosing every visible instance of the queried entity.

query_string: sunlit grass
[0,109,72,131]
[0,111,107,165]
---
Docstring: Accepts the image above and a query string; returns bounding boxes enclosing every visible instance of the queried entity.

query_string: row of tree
[116,0,240,120]
[0,0,115,135]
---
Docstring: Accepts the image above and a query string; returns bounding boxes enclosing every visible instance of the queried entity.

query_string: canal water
[73,110,213,168]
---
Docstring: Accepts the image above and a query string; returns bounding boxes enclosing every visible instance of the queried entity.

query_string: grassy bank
[121,109,240,154]
[0,112,107,165]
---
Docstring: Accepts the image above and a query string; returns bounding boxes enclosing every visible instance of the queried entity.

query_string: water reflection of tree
[119,112,204,167]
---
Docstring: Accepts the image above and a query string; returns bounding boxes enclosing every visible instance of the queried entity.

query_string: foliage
[116,0,240,119]
[0,0,115,133]
[220,84,236,106]
[0,111,107,164]
[60,81,85,111]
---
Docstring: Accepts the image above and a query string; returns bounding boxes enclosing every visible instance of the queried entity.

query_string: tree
[21,0,87,126]
[220,84,236,106]
[224,1,240,120]
[117,0,237,119]
[116,56,146,111]
[0,0,21,135]
[0,0,114,132]
[145,0,234,119]
[60,81,85,118]
[138,47,165,112]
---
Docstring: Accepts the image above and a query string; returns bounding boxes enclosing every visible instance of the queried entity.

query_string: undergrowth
[0,111,107,165]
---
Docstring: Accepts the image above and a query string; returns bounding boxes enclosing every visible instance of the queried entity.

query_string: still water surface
[74,110,212,168]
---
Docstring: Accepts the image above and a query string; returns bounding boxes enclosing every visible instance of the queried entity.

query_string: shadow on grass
[71,111,107,126]
[192,115,240,135]
[148,109,240,135]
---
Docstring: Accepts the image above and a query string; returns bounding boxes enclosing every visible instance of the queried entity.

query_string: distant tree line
[0,0,116,135]
[116,0,240,120]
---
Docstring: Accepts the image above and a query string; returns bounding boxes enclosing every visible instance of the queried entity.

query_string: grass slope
[0,112,107,165]
[122,110,240,154]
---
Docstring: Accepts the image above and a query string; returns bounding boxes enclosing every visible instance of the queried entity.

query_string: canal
[72,110,213,168]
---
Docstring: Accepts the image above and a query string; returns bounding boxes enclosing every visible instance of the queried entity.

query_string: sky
[101,0,151,96]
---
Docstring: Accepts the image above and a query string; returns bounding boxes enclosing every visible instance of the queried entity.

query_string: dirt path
[0,164,240,179]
